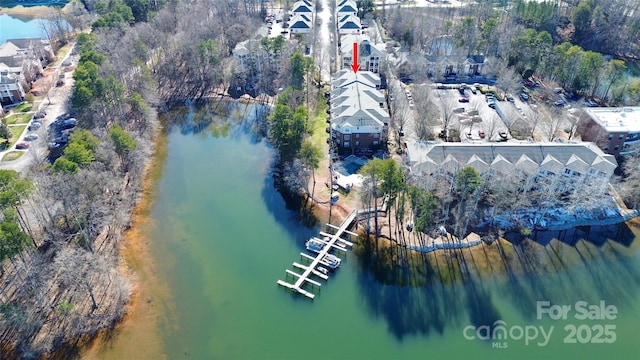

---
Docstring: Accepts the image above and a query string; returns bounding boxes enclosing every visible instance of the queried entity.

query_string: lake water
[102,101,640,359]
[0,13,71,44]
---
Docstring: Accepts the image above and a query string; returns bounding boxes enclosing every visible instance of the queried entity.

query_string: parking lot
[433,84,512,142]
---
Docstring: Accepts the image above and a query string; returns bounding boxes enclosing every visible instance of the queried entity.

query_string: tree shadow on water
[352,238,502,341]
[350,221,639,340]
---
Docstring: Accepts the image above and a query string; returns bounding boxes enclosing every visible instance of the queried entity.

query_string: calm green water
[142,102,640,360]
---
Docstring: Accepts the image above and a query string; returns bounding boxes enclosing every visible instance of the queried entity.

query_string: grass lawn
[8,125,27,147]
[1,151,25,162]
[14,102,32,112]
[309,89,330,149]
[4,113,32,125]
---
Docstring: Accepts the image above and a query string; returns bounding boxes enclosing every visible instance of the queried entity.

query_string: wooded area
[0,0,271,357]
[384,0,640,104]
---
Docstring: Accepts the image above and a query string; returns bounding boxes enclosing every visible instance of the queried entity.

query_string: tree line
[383,0,640,104]
[0,0,270,356]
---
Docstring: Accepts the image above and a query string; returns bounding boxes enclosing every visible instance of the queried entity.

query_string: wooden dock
[277,210,358,299]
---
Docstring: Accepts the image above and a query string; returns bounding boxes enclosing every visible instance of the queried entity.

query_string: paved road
[0,48,77,172]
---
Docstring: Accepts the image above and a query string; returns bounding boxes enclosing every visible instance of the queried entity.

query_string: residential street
[0,46,77,172]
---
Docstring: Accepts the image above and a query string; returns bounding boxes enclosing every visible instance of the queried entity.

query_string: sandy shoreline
[81,133,169,359]
[0,4,64,17]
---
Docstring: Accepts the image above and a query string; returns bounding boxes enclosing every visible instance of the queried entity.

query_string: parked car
[553,87,563,94]
[505,94,514,102]
[470,87,477,94]
[458,97,469,103]
[554,99,565,107]
[584,99,598,107]
[478,130,486,139]
[498,131,508,140]
[28,122,41,131]
[458,87,466,95]
[62,118,77,130]
[15,142,29,149]
[519,93,529,101]
[34,111,46,119]
[466,133,473,139]
[24,134,39,141]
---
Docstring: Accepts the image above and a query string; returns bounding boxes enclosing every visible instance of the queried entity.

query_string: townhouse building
[329,70,389,151]
[407,142,617,196]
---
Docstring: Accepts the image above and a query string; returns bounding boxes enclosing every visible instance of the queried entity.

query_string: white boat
[305,238,326,254]
[321,254,341,269]
[316,266,329,275]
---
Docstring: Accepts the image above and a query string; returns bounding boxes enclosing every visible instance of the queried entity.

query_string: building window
[355,141,359,146]
[355,133,359,138]
[614,145,619,151]
[609,135,613,140]
[564,168,571,175]
[374,133,379,138]
[619,134,625,140]
[373,141,378,145]
[344,134,350,141]
[344,141,350,147]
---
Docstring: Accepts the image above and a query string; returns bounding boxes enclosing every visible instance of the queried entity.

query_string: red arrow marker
[351,42,360,73]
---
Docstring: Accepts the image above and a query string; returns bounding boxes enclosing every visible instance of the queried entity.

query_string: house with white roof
[329,70,389,150]
[580,107,640,157]
[289,14,313,34]
[292,0,313,15]
[337,0,358,17]
[338,14,361,35]
[339,34,386,73]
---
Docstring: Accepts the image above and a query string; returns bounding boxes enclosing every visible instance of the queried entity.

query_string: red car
[15,142,29,149]
[458,97,469,103]
[478,130,486,139]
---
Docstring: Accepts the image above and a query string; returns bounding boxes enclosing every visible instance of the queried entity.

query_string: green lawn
[2,151,25,162]
[8,125,27,147]
[13,103,32,112]
[4,113,32,125]
[309,90,330,149]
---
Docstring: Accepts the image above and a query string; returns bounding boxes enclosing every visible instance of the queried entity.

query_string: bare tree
[439,95,458,140]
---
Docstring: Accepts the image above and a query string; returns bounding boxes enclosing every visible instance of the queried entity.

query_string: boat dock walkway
[277,210,358,299]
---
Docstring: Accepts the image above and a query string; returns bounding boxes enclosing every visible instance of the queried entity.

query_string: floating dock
[277,210,358,299]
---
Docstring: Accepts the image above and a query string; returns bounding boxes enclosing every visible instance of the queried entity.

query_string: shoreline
[80,130,169,359]
[0,4,69,17]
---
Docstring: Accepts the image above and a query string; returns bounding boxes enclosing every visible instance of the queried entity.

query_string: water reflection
[354,222,639,340]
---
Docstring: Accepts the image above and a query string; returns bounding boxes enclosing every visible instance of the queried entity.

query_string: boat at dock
[277,210,358,299]
[305,237,328,254]
[321,254,341,269]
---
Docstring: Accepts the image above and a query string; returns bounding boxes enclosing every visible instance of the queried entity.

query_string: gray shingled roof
[466,154,489,173]
[515,154,538,174]
[491,155,513,174]
[566,154,590,174]
[407,142,617,177]
[540,154,565,174]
